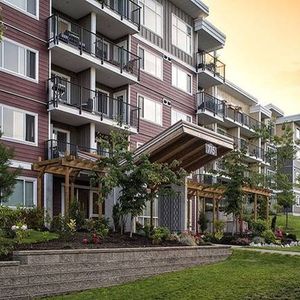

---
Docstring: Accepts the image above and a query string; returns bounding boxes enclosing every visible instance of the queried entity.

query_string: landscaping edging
[0,245,232,299]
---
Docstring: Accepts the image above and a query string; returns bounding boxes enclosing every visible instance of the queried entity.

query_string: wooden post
[64,168,70,216]
[212,195,216,233]
[216,199,220,221]
[37,174,43,210]
[254,193,258,221]
[266,196,270,223]
[70,182,75,204]
[196,191,199,234]
[98,183,103,218]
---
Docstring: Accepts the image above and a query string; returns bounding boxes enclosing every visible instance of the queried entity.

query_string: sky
[204,0,300,116]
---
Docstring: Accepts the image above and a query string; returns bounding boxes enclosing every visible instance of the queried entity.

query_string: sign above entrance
[205,143,217,156]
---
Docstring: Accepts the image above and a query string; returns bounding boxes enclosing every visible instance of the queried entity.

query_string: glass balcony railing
[48,14,141,79]
[96,0,141,28]
[196,92,226,118]
[48,76,140,130]
[196,52,225,81]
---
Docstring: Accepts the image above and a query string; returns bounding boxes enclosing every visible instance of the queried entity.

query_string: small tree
[0,132,21,203]
[91,129,187,236]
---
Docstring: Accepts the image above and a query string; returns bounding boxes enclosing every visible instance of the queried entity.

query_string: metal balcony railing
[191,173,215,185]
[96,0,141,28]
[233,137,265,161]
[46,139,111,160]
[48,14,141,79]
[48,76,140,130]
[196,52,225,81]
[226,106,261,130]
[196,92,226,118]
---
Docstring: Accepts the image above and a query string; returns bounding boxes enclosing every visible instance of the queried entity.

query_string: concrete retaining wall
[0,246,232,299]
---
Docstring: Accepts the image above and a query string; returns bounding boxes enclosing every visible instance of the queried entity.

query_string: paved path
[235,246,300,256]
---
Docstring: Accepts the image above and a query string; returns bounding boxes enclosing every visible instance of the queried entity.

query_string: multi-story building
[0,0,287,232]
[276,114,300,215]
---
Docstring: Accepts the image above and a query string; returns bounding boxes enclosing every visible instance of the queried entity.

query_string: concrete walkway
[235,246,300,256]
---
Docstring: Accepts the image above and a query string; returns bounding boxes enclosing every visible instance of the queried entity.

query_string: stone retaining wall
[0,246,232,299]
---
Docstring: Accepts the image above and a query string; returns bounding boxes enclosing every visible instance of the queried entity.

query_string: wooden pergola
[32,154,105,215]
[187,179,272,232]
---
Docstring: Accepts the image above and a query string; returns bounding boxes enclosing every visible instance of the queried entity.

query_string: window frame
[139,0,163,37]
[3,176,37,208]
[171,108,192,125]
[0,38,39,83]
[138,94,162,126]
[1,0,39,20]
[0,104,38,146]
[138,45,163,80]
[171,64,193,95]
[171,14,192,55]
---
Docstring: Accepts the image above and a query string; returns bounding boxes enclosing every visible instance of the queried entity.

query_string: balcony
[48,76,140,133]
[233,138,266,163]
[52,0,141,39]
[196,92,226,124]
[48,15,141,88]
[197,52,225,89]
[45,139,111,161]
[225,106,262,136]
[195,18,226,52]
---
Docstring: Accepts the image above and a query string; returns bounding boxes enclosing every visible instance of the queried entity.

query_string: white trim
[1,0,39,20]
[171,14,193,56]
[171,64,193,95]
[137,93,163,127]
[0,37,39,83]
[134,34,196,72]
[138,44,163,80]
[52,127,70,142]
[171,108,192,125]
[9,160,32,170]
[0,103,38,146]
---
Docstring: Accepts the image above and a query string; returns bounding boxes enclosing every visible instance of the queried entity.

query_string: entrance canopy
[134,120,234,172]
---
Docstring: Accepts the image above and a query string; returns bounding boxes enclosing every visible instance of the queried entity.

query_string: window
[51,71,71,104]
[139,0,163,36]
[0,105,37,144]
[138,95,162,125]
[4,178,36,207]
[0,38,38,81]
[171,109,192,125]
[172,14,192,54]
[139,47,163,79]
[172,65,192,94]
[137,199,158,227]
[2,0,38,17]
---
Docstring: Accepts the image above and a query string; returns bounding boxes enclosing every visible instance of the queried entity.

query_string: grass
[277,213,300,238]
[45,251,300,300]
[249,246,300,252]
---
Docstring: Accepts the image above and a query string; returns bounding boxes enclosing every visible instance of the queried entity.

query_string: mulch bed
[15,232,183,251]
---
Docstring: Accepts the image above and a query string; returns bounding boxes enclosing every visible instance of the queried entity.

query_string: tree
[91,129,187,236]
[0,132,21,203]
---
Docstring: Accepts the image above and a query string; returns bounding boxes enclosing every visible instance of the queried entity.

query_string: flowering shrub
[11,223,29,244]
[179,232,197,246]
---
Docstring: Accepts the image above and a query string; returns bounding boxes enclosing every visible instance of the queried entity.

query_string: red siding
[130,37,197,146]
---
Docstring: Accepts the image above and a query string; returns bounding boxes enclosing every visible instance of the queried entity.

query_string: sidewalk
[234,246,300,256]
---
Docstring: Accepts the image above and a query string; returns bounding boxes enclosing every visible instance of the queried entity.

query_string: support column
[64,168,70,216]
[254,193,258,221]
[90,12,97,55]
[212,195,216,233]
[37,174,43,210]
[266,196,270,223]
[216,199,220,221]
[90,122,97,151]
[187,195,192,231]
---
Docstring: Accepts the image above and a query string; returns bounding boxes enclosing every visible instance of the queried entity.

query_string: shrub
[271,215,277,232]
[20,208,44,230]
[179,232,197,246]
[0,237,14,259]
[214,220,225,240]
[85,217,110,238]
[69,199,85,230]
[168,232,180,242]
[151,227,170,244]
[286,233,297,241]
[198,211,208,233]
[233,237,251,246]
[251,219,268,235]
[261,230,276,244]
[50,214,67,233]
[0,206,20,236]
[252,236,265,244]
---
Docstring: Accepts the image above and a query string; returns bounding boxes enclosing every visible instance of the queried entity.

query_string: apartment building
[0,0,287,232]
[276,114,300,215]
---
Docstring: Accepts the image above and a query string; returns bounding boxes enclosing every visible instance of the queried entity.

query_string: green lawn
[249,246,300,252]
[45,251,300,300]
[277,214,300,238]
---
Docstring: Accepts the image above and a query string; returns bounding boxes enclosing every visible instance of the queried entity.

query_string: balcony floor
[198,71,224,89]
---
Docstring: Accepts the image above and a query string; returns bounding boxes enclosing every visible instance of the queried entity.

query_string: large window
[137,199,158,227]
[172,65,192,94]
[2,0,38,18]
[172,14,192,54]
[138,95,162,125]
[0,39,38,81]
[4,178,36,207]
[171,109,192,125]
[139,46,163,79]
[0,105,37,145]
[139,0,163,36]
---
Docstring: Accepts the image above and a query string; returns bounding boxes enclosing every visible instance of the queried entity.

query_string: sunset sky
[204,0,300,115]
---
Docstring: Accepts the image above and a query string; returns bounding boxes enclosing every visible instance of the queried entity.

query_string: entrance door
[95,89,109,116]
[113,91,127,124]
[52,128,70,157]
